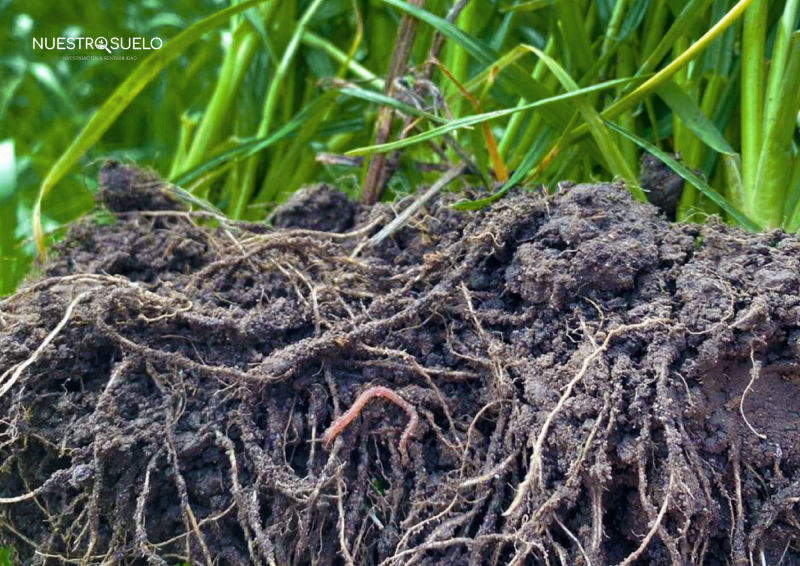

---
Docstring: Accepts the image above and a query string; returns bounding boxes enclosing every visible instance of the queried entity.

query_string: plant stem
[751,33,800,227]
[740,0,767,209]
[180,15,267,179]
[233,0,326,218]
[361,0,426,205]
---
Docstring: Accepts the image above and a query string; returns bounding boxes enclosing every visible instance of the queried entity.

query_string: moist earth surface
[1,162,799,565]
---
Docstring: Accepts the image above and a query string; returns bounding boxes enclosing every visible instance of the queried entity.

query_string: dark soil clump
[269,183,356,233]
[2,163,800,565]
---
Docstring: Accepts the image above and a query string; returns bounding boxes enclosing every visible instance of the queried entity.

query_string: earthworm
[323,386,419,463]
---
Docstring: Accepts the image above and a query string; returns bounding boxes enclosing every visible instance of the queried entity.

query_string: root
[0,467,74,504]
[741,348,767,440]
[336,472,357,566]
[3,174,798,564]
[164,418,213,566]
[616,471,675,566]
[0,290,92,398]
[216,430,276,565]
[134,455,168,566]
[98,318,255,383]
[358,162,466,253]
[504,318,666,517]
[553,515,592,566]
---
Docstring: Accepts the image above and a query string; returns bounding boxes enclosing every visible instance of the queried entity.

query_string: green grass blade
[301,31,383,88]
[764,0,800,132]
[740,0,767,199]
[657,80,736,156]
[601,0,753,127]
[252,91,339,207]
[605,120,759,231]
[179,23,263,174]
[235,0,326,219]
[554,0,594,74]
[32,0,272,255]
[382,0,492,66]
[345,77,636,156]
[504,0,553,11]
[29,63,79,118]
[722,153,746,213]
[171,99,330,188]
[451,129,552,210]
[752,32,800,228]
[636,0,715,76]
[782,155,800,231]
[617,0,651,42]
[379,0,573,127]
[524,45,643,199]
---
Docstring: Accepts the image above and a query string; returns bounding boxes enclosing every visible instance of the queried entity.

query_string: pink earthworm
[322,385,419,463]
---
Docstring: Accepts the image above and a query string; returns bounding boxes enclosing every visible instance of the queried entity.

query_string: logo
[32,36,163,52]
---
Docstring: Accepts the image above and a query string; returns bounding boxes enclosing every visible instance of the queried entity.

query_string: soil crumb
[639,152,682,218]
[270,183,356,233]
[2,163,800,565]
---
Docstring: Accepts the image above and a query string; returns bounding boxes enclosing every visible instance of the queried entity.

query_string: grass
[0,0,798,300]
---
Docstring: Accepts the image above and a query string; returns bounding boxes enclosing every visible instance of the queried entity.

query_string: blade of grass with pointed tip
[657,80,736,156]
[33,0,272,256]
[605,120,759,231]
[345,77,636,156]
[523,45,643,200]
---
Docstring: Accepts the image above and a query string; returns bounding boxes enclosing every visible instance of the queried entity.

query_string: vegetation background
[1,0,798,296]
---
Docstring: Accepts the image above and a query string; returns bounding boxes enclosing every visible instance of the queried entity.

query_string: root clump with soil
[2,161,800,565]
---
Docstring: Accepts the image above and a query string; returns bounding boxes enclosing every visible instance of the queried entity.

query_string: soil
[2,161,800,565]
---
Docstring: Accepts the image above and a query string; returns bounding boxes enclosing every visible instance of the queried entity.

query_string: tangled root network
[2,162,800,565]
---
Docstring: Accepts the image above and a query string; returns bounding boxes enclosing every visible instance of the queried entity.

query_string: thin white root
[0,468,72,504]
[503,318,665,517]
[615,471,675,566]
[0,290,93,399]
[0,490,42,504]
[337,474,357,566]
[740,348,767,440]
[554,515,593,566]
